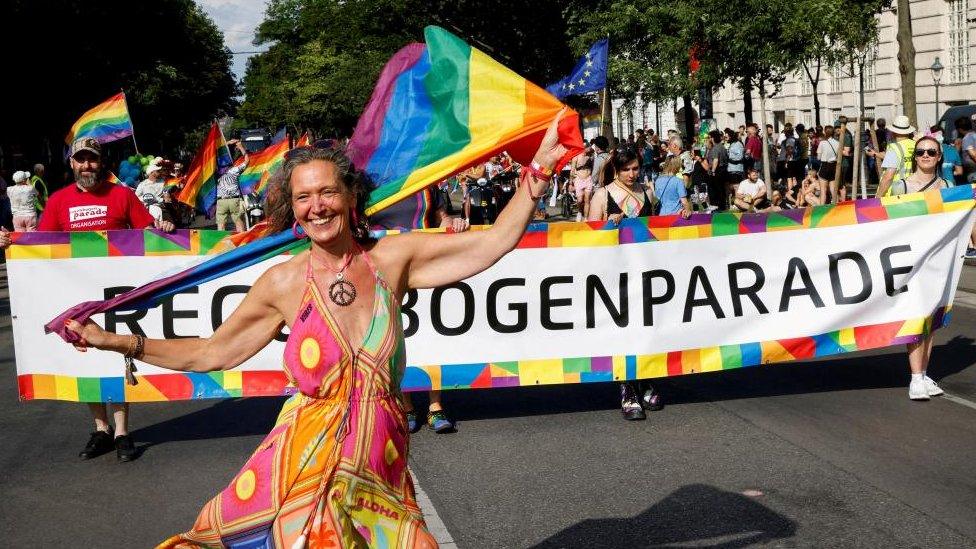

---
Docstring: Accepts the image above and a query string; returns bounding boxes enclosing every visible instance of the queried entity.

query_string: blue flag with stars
[546,39,608,100]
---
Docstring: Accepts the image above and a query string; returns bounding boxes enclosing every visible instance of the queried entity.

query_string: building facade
[707,0,975,132]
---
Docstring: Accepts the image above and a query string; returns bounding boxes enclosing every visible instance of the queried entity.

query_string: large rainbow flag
[46,28,580,343]
[65,92,134,145]
[236,135,292,198]
[178,122,228,215]
[348,25,583,215]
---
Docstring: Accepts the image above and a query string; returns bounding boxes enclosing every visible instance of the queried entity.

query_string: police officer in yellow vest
[872,115,917,197]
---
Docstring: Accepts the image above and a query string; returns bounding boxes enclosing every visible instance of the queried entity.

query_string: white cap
[12,171,30,184]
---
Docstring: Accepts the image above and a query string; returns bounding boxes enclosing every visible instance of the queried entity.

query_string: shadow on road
[529,484,796,549]
[432,335,976,422]
[130,396,287,448]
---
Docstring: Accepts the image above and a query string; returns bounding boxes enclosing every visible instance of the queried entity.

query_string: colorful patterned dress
[159,253,437,548]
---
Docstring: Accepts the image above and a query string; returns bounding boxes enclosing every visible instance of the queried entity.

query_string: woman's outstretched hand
[533,108,570,170]
[64,318,113,352]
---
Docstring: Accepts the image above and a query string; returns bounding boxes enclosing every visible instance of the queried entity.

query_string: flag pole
[120,89,140,155]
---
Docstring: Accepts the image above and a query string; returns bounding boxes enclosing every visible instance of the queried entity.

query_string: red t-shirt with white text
[38,181,155,231]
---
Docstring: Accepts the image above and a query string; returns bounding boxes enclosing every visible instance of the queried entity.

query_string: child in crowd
[800,166,823,206]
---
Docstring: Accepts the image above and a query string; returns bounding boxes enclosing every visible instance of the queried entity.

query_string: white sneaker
[909,378,930,401]
[924,376,944,397]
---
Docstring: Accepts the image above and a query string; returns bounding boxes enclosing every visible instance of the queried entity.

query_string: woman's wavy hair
[264,146,374,242]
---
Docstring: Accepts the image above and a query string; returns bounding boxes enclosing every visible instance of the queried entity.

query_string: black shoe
[115,435,137,462]
[620,383,646,421]
[641,385,664,412]
[79,430,114,459]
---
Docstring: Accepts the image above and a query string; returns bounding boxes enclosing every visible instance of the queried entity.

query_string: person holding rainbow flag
[60,109,573,547]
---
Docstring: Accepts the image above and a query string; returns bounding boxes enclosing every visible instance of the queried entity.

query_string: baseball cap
[70,137,101,158]
[12,171,30,184]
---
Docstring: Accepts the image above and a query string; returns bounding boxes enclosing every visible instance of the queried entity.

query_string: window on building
[800,110,812,127]
[947,0,970,83]
[830,64,844,93]
[799,71,812,96]
[863,45,878,91]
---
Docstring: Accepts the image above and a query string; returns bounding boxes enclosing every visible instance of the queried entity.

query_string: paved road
[1,263,976,548]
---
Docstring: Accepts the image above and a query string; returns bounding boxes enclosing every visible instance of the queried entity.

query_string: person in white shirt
[136,160,168,206]
[733,167,768,211]
[9,171,38,231]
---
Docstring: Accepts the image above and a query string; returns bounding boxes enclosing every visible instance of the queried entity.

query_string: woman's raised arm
[383,110,570,290]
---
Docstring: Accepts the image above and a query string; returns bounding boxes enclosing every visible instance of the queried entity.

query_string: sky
[198,0,269,82]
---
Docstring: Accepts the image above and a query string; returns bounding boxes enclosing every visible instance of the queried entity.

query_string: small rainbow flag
[107,171,122,185]
[237,138,291,198]
[348,26,583,215]
[65,92,134,145]
[178,122,226,215]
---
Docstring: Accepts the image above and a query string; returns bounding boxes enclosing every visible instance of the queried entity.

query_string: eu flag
[546,39,608,100]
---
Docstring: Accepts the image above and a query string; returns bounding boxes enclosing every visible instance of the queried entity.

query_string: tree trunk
[600,88,614,140]
[896,0,917,127]
[758,83,773,199]
[741,78,754,125]
[682,94,695,146]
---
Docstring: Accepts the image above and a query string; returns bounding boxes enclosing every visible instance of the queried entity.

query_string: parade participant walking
[215,139,249,232]
[0,137,174,463]
[370,186,469,434]
[587,149,664,420]
[873,115,916,198]
[885,136,950,400]
[60,113,570,548]
[9,171,38,231]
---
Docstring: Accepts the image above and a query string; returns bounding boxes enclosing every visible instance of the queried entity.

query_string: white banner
[10,189,975,401]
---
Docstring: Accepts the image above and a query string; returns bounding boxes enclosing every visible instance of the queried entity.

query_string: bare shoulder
[365,236,414,296]
[255,251,307,299]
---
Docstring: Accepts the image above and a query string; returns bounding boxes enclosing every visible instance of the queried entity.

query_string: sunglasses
[914,148,939,158]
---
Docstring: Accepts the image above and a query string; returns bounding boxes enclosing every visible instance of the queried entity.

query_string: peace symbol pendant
[329,274,357,306]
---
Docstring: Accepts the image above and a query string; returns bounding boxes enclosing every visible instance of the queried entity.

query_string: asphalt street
[1,264,976,548]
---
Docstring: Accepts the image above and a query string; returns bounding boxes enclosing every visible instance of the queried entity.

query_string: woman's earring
[292,220,306,239]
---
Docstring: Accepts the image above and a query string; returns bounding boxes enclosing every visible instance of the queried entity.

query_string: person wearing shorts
[215,139,248,232]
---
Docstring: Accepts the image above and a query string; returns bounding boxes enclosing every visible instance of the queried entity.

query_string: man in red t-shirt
[0,137,173,462]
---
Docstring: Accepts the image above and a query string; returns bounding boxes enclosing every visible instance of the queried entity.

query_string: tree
[895,0,917,126]
[3,0,236,181]
[571,0,809,193]
[796,2,890,129]
[238,0,581,137]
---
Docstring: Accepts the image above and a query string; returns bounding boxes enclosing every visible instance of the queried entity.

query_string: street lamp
[931,57,944,124]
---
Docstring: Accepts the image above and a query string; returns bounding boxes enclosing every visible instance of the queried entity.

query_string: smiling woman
[62,112,572,548]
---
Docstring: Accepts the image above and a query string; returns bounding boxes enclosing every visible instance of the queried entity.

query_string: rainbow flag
[178,122,226,215]
[107,172,122,185]
[46,30,581,342]
[348,25,583,215]
[237,138,291,198]
[65,92,134,145]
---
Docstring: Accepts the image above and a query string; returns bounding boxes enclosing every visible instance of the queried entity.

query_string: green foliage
[238,0,579,136]
[4,0,237,164]
[569,0,889,103]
